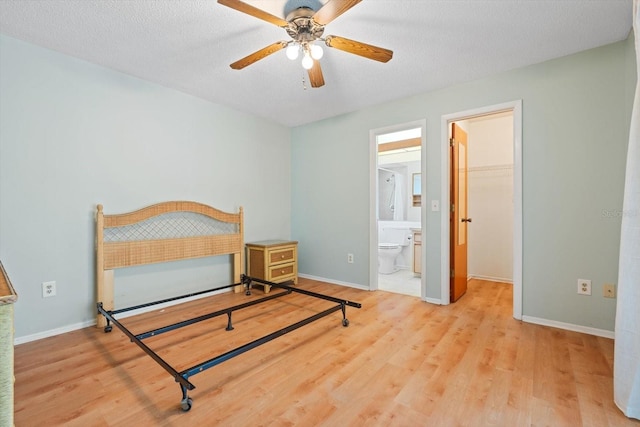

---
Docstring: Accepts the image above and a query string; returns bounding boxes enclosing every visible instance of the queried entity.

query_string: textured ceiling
[0,0,633,127]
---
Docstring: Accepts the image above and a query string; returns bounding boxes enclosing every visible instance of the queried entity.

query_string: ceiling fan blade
[308,60,325,88]
[218,0,289,27]
[313,0,362,26]
[325,35,393,63]
[230,41,287,70]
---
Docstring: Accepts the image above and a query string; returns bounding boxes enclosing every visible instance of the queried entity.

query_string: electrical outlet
[577,279,591,296]
[603,283,616,298]
[42,281,56,298]
[347,253,354,264]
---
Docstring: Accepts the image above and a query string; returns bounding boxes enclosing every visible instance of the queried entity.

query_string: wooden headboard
[95,201,244,327]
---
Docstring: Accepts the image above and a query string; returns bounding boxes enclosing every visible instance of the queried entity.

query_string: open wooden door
[450,123,469,302]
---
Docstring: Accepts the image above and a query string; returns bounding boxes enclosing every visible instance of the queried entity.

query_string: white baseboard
[14,319,97,345]
[424,297,442,305]
[14,288,231,345]
[297,273,369,291]
[521,315,614,339]
[468,274,513,284]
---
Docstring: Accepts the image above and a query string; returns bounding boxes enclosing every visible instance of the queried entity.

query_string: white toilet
[378,227,412,274]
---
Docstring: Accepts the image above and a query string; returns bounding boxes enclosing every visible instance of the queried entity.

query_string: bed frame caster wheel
[342,319,349,327]
[180,397,193,412]
[104,325,113,333]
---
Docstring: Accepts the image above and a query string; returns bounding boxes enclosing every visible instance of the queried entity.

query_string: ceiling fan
[218,0,393,88]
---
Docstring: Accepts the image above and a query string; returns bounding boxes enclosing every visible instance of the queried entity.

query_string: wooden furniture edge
[0,261,18,305]
[99,201,241,227]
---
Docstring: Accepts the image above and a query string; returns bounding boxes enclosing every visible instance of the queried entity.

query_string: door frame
[440,100,523,319]
[369,119,427,297]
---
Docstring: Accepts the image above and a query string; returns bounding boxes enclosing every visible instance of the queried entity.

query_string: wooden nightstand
[246,240,298,292]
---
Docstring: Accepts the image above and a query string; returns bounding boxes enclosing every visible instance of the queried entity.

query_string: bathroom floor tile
[378,269,421,297]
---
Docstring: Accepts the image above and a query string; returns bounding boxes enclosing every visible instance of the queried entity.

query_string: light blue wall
[0,35,291,339]
[291,37,635,331]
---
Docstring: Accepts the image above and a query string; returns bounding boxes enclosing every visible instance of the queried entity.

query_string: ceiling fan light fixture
[310,43,323,60]
[301,52,314,69]
[286,43,300,60]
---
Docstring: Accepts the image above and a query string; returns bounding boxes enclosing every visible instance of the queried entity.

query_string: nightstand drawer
[269,263,295,281]
[269,248,295,265]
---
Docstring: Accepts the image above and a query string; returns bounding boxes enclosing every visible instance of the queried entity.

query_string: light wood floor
[14,278,639,426]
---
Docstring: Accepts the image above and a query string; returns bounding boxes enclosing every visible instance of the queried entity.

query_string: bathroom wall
[405,160,421,223]
[378,160,421,222]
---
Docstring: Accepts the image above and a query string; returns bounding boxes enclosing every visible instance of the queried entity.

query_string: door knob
[461,218,472,223]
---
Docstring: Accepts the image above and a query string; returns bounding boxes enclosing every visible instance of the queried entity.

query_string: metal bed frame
[94,202,361,411]
[97,275,360,411]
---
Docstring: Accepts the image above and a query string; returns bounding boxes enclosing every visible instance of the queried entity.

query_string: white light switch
[431,200,440,211]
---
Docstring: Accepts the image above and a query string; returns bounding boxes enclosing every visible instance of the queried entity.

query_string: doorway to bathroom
[369,120,426,298]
